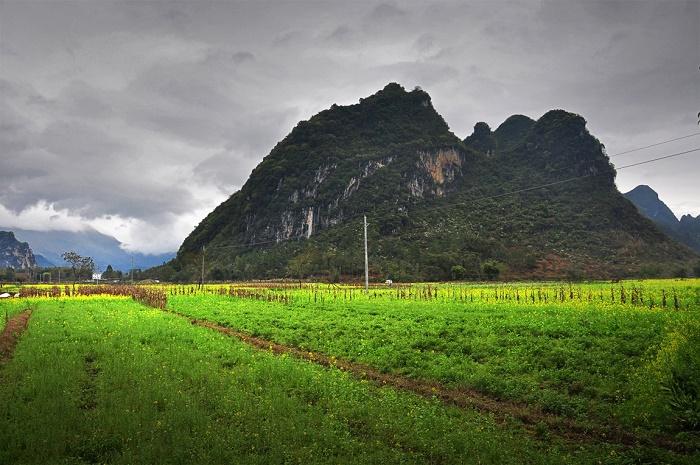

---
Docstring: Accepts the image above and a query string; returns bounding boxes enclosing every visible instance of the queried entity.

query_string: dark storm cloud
[1,0,698,253]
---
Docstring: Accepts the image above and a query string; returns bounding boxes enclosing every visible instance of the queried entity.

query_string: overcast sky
[1,0,698,254]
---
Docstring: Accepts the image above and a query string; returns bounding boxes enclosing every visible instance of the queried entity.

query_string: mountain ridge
[0,231,37,269]
[3,227,175,272]
[149,83,696,281]
[624,185,700,253]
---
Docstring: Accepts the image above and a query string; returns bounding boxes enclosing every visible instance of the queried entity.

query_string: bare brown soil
[183,314,693,453]
[0,309,32,364]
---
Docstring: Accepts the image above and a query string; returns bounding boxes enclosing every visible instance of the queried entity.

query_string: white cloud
[0,201,87,232]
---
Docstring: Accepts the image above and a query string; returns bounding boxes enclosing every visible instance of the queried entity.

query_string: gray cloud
[231,51,255,63]
[326,25,356,44]
[1,0,698,253]
[413,33,436,54]
[272,30,306,47]
[369,3,407,22]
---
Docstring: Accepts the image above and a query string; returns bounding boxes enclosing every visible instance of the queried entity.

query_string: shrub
[481,260,501,280]
[673,267,688,279]
[638,265,662,279]
[450,265,466,280]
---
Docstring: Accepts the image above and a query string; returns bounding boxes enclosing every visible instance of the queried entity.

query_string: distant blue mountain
[34,254,54,268]
[4,227,175,272]
[623,185,679,230]
[624,185,700,253]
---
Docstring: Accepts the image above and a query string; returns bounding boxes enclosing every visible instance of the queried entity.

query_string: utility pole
[363,215,369,293]
[58,268,61,285]
[201,245,206,289]
[131,255,134,284]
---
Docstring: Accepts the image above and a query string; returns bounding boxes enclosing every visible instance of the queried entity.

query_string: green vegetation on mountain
[149,84,696,282]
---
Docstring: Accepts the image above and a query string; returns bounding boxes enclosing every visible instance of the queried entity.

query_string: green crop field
[1,279,699,464]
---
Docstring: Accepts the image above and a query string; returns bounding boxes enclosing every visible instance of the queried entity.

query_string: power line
[608,132,700,158]
[413,147,700,215]
[198,146,699,253]
[450,133,700,203]
[200,245,205,288]
[363,215,369,293]
[614,147,699,168]
[203,237,301,251]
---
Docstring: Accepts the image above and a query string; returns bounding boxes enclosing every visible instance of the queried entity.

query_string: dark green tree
[287,251,314,282]
[61,251,95,284]
[2,268,15,282]
[210,268,225,281]
[481,260,501,280]
[103,264,115,279]
[673,267,688,279]
[451,265,466,280]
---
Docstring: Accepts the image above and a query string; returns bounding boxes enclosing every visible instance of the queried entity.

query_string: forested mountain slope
[150,84,695,281]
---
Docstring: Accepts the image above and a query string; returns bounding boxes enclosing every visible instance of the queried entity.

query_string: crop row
[167,291,700,438]
[18,285,167,309]
[165,279,699,310]
[2,298,669,464]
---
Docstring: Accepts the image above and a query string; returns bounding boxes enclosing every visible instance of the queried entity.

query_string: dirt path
[181,315,692,453]
[0,309,32,364]
[79,354,100,410]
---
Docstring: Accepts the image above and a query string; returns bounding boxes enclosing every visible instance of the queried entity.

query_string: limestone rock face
[0,231,37,269]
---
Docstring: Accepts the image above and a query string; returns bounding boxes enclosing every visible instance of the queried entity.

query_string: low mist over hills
[149,83,696,281]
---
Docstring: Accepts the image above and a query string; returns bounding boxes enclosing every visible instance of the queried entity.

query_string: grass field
[0,298,26,333]
[1,279,699,464]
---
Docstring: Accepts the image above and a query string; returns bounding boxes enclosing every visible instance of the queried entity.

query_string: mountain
[151,83,695,281]
[4,228,175,272]
[0,231,37,269]
[624,185,700,253]
[34,254,55,268]
[678,214,700,252]
[623,185,679,231]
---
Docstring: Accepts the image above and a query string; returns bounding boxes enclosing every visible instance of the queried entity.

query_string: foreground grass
[168,292,700,437]
[1,297,672,465]
[0,298,29,333]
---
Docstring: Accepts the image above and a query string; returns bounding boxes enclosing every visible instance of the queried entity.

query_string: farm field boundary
[0,309,31,364]
[175,311,692,453]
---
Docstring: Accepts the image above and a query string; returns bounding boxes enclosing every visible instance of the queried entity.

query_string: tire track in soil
[0,309,32,364]
[79,354,100,411]
[171,312,693,454]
